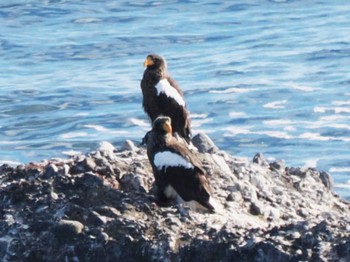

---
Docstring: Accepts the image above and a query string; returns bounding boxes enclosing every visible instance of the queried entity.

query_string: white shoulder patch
[154,151,194,170]
[155,79,185,107]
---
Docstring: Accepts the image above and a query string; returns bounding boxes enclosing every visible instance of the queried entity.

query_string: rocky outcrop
[0,135,349,261]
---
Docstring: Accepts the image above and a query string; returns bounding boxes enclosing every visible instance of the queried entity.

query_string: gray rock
[0,132,349,261]
[250,201,264,216]
[122,140,138,152]
[270,160,286,173]
[98,141,117,153]
[319,171,334,191]
[192,132,219,153]
[120,173,148,193]
[87,211,109,226]
[53,219,84,241]
[84,157,97,171]
[253,153,269,166]
[43,164,59,179]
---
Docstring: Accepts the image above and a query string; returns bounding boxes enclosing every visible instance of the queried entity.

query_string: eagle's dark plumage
[146,116,215,213]
[141,54,192,143]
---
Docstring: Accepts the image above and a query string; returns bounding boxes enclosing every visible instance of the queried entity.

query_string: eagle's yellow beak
[163,120,172,134]
[143,57,154,67]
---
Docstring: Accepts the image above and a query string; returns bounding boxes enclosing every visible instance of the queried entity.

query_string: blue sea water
[0,0,349,199]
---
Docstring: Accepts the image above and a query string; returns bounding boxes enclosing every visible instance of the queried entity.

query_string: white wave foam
[223,126,252,136]
[60,132,90,139]
[334,183,350,189]
[191,113,208,119]
[284,126,297,131]
[191,118,213,128]
[0,160,22,166]
[109,130,132,135]
[314,106,326,113]
[329,167,350,173]
[256,131,293,139]
[328,124,350,130]
[84,125,109,132]
[229,112,246,118]
[299,132,333,141]
[74,112,90,117]
[263,119,294,125]
[319,115,349,121]
[332,100,350,106]
[129,118,150,128]
[0,141,20,145]
[263,100,287,109]
[210,87,256,94]
[62,150,83,156]
[287,83,316,92]
[314,106,350,113]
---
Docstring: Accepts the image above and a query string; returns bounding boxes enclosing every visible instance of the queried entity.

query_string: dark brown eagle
[146,116,215,213]
[141,54,192,143]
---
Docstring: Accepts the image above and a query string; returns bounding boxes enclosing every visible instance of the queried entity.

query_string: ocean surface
[0,0,349,199]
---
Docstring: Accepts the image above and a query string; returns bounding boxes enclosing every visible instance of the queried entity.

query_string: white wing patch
[156,79,185,107]
[154,151,194,170]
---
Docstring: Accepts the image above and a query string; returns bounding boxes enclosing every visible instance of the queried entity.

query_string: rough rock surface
[0,135,349,262]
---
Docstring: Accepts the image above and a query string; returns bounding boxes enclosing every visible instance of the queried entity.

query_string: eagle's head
[152,116,172,135]
[143,54,167,72]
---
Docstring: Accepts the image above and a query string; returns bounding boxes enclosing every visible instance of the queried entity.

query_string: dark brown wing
[165,136,205,173]
[141,74,161,122]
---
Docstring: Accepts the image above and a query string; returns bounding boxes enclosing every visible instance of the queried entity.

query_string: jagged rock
[192,132,219,153]
[122,139,138,152]
[0,135,349,261]
[319,171,334,190]
[53,219,84,241]
[270,160,286,173]
[43,164,59,179]
[252,152,269,166]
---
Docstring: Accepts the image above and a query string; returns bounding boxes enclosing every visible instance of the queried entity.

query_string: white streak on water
[332,101,350,106]
[299,132,334,141]
[62,150,83,156]
[129,118,150,128]
[256,131,293,139]
[191,113,208,119]
[223,126,253,136]
[314,106,350,114]
[263,100,288,109]
[287,83,317,92]
[74,112,89,116]
[0,160,22,166]
[264,119,294,125]
[60,132,90,139]
[329,167,350,173]
[284,126,297,131]
[209,87,256,94]
[84,125,109,132]
[229,112,246,118]
[191,118,213,128]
